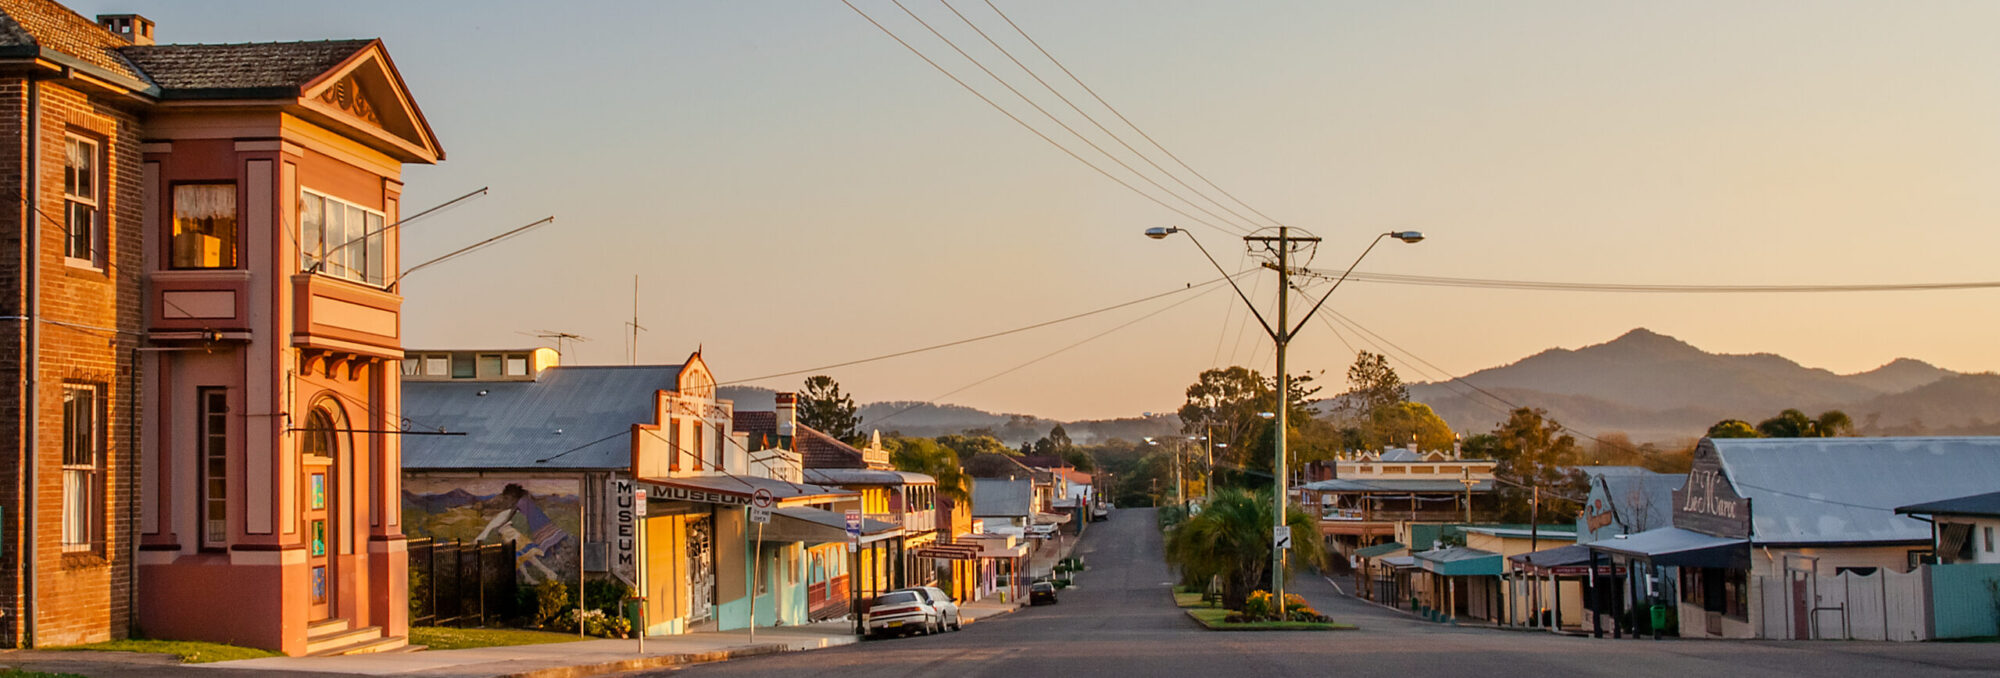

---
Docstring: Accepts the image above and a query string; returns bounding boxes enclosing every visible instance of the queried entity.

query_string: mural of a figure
[478,483,571,584]
[403,476,583,583]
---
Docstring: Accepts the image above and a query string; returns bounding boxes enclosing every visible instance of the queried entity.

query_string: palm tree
[1164,488,1326,611]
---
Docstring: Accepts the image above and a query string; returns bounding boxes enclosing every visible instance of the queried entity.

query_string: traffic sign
[750,507,771,524]
[634,488,647,517]
[1273,525,1292,550]
[752,488,775,509]
[845,509,862,537]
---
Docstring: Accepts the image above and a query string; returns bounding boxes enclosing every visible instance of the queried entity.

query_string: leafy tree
[883,437,971,502]
[1176,366,1321,477]
[1750,409,1854,438]
[1341,351,1408,415]
[1163,488,1326,611]
[799,375,861,442]
[1472,408,1589,523]
[1706,419,1759,439]
[935,433,1014,459]
[1367,401,1455,451]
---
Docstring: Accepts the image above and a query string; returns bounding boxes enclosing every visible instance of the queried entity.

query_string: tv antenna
[518,330,589,357]
[625,275,647,365]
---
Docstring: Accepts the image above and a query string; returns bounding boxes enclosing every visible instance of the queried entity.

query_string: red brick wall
[0,76,143,647]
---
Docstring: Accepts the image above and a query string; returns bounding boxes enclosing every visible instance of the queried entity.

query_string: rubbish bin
[1650,604,1668,638]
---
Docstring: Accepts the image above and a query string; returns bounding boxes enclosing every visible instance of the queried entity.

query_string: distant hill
[1404,328,1975,444]
[718,386,1177,446]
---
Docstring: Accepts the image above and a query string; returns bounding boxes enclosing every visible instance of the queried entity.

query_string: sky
[81,1,2000,421]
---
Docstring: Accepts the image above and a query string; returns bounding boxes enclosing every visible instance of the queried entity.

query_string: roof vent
[97,14,155,46]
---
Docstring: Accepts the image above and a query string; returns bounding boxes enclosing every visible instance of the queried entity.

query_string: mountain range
[1407,328,2000,443]
[719,328,2000,447]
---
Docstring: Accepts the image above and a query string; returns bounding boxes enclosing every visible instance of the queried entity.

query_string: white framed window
[63,135,100,266]
[299,189,387,286]
[61,384,102,552]
[504,354,529,377]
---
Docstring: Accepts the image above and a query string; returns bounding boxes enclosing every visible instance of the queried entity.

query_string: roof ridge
[128,37,376,49]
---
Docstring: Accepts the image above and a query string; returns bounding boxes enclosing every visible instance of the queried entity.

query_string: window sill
[62,258,104,274]
[61,550,108,569]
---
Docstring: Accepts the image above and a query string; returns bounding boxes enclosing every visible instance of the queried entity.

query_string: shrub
[525,580,570,629]
[584,579,635,616]
[556,608,631,638]
[1238,590,1327,622]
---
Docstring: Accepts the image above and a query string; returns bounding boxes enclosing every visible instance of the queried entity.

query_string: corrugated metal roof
[1896,489,2000,519]
[972,479,1033,517]
[1712,437,2000,544]
[1413,546,1503,576]
[1354,542,1406,558]
[402,365,681,469]
[1301,478,1495,493]
[805,468,934,486]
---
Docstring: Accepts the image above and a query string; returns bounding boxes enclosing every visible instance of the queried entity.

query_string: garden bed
[1173,589,1356,631]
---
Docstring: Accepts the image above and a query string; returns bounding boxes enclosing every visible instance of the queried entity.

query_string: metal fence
[409,538,518,627]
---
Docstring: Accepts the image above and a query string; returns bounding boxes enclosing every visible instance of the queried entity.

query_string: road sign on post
[1274,525,1292,550]
[749,507,771,523]
[750,488,775,523]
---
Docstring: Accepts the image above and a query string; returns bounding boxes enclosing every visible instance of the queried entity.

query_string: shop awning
[1509,544,1622,577]
[1380,555,1418,569]
[1034,511,1072,524]
[760,506,900,544]
[912,539,983,561]
[1354,542,1407,559]
[1586,526,1749,569]
[1413,546,1503,577]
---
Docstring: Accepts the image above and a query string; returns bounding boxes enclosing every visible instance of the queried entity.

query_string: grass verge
[53,639,279,664]
[408,626,590,651]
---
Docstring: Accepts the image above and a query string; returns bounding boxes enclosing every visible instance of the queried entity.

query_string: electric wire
[718,270,1251,386]
[888,0,1251,233]
[941,0,1264,231]
[839,0,1244,235]
[1300,269,2000,294]
[978,0,1288,229]
[870,281,1229,427]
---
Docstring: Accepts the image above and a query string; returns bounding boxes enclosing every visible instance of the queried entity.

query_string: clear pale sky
[83,1,2000,421]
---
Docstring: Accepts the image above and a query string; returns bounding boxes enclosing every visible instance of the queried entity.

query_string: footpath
[2,590,1027,678]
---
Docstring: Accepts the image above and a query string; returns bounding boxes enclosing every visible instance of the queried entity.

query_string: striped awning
[913,541,982,561]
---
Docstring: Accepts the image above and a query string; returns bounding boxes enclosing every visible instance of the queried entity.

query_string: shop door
[686,516,714,622]
[306,458,335,621]
[1790,572,1811,639]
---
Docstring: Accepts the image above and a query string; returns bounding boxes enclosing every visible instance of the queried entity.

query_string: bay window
[300,190,386,286]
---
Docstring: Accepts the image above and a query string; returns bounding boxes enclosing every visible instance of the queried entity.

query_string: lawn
[408,626,590,651]
[54,639,279,663]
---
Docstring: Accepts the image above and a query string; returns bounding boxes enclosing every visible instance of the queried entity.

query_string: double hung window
[300,190,386,286]
[63,136,99,264]
[61,385,101,551]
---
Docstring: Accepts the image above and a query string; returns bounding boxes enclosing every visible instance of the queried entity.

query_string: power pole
[1174,440,1185,511]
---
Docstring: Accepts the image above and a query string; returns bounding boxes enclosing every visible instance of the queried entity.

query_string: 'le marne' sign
[1671,441,1750,539]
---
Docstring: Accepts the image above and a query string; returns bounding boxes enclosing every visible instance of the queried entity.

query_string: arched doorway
[301,400,348,623]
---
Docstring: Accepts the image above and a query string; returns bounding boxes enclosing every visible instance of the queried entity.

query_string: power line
[871,281,1227,426]
[1301,269,2000,294]
[839,0,1244,235]
[718,270,1250,386]
[942,0,1266,231]
[978,0,1288,229]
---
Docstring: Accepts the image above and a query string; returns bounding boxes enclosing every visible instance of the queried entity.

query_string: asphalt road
[642,508,1999,678]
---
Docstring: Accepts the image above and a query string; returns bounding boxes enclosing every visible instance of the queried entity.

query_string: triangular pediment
[299,43,443,163]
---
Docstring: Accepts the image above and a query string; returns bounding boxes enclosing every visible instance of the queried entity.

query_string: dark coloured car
[1030,581,1058,605]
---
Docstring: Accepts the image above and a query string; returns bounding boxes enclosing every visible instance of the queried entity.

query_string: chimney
[774,392,797,448]
[97,14,155,46]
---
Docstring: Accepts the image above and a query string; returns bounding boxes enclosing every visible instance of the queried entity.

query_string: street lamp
[1146,225,1423,619]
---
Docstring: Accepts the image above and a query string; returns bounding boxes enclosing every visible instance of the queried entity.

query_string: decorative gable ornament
[317,77,381,127]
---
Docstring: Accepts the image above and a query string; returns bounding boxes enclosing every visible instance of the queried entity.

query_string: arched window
[303,407,338,460]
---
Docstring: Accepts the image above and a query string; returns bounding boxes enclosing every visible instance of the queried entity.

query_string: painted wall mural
[403,475,583,584]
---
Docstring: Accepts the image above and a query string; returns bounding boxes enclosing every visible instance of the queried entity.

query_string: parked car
[1030,581,1059,605]
[864,587,962,638]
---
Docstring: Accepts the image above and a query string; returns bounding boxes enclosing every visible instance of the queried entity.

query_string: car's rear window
[1032,583,1054,591]
[875,592,920,606]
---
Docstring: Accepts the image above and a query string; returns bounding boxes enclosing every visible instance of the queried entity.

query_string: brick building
[0,0,441,654]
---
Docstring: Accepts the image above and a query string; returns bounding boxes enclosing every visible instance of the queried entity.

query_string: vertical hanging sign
[608,478,638,586]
